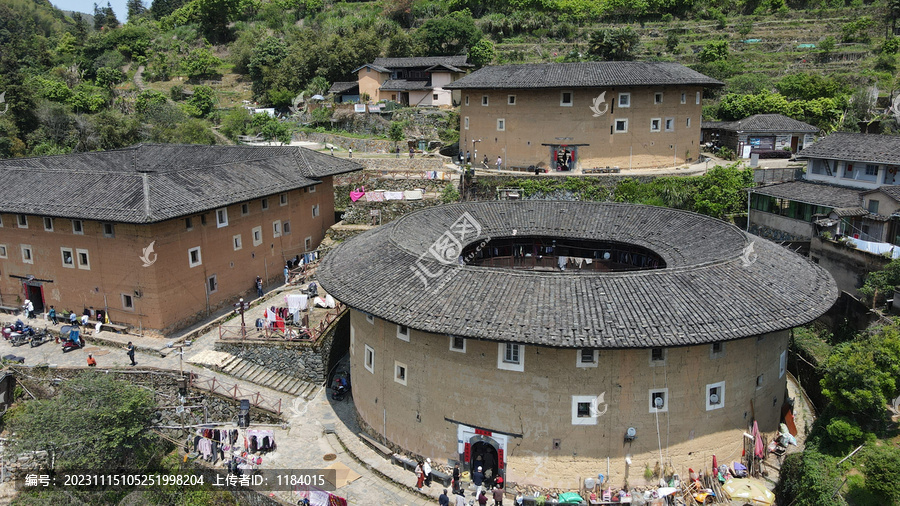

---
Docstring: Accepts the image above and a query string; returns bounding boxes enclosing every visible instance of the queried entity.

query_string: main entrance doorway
[25,283,44,314]
[469,441,499,483]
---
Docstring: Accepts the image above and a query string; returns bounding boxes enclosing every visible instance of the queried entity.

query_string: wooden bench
[0,306,19,315]
[430,469,452,487]
[85,320,128,333]
[358,432,392,457]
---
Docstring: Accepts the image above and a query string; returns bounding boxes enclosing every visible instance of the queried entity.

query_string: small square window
[233,234,242,251]
[188,246,202,267]
[578,348,598,367]
[21,245,33,264]
[122,293,134,310]
[577,402,591,418]
[17,214,28,228]
[450,336,466,352]
[650,389,668,412]
[432,93,438,100]
[505,343,520,363]
[0,244,7,259]
[103,223,115,237]
[465,95,469,106]
[865,164,878,176]
[283,221,291,234]
[686,117,692,128]
[312,204,320,218]
[216,208,228,228]
[305,236,312,251]
[560,91,573,106]
[262,198,269,210]
[308,185,315,193]
[72,219,83,234]
[241,203,249,216]
[508,95,516,105]
[618,93,631,107]
[200,214,207,225]
[185,217,193,230]
[650,347,666,364]
[76,248,90,270]
[711,342,724,358]
[665,118,674,131]
[572,395,599,425]
[654,92,663,104]
[397,324,409,341]
[497,118,505,131]
[498,342,524,371]
[756,374,764,389]
[61,247,74,267]
[273,220,282,238]
[280,194,288,206]
[650,118,661,132]
[615,119,628,133]
[43,217,54,231]
[681,92,686,104]
[482,95,489,106]
[706,381,725,410]
[365,313,374,324]
[207,274,218,293]
[364,345,375,373]
[394,361,407,385]
[464,117,470,130]
[252,227,263,246]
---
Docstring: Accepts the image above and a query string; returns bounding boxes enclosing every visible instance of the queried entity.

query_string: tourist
[348,148,352,158]
[482,155,488,167]
[477,489,488,506]
[466,151,471,165]
[496,156,502,170]
[439,488,449,506]
[455,491,466,506]
[473,466,485,499]
[492,484,504,506]
[87,354,96,367]
[23,299,34,319]
[125,341,136,366]
[451,463,461,494]
[256,276,263,297]
[424,458,433,487]
[284,264,290,285]
[69,311,77,325]
[458,152,464,166]
[415,461,424,490]
[48,306,58,325]
[409,146,414,158]
[515,492,524,506]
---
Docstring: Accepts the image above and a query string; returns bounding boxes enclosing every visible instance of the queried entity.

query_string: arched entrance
[470,440,499,483]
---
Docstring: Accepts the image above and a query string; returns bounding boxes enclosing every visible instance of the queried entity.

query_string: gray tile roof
[425,63,465,73]
[353,63,391,73]
[443,62,723,90]
[864,185,900,202]
[796,132,900,165]
[380,79,432,91]
[329,82,359,94]
[831,207,868,217]
[372,56,472,69]
[0,144,362,223]
[318,202,836,348]
[703,114,819,133]
[750,181,862,208]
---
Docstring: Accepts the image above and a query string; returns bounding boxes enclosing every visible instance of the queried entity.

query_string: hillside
[0,0,898,159]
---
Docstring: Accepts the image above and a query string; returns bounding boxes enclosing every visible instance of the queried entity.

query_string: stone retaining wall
[339,200,446,225]
[355,157,448,171]
[214,310,347,385]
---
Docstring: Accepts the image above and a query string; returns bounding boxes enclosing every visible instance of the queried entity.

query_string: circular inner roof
[318,201,837,348]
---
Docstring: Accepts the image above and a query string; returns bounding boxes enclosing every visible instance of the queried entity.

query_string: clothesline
[349,188,425,202]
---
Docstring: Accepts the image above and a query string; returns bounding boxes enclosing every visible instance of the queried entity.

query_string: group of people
[427,462,523,506]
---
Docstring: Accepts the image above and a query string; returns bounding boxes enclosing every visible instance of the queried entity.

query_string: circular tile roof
[318,202,837,348]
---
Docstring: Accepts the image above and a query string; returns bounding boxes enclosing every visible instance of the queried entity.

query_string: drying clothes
[383,191,404,200]
[365,192,384,202]
[404,190,423,200]
[558,256,567,270]
[349,191,366,202]
[286,294,308,312]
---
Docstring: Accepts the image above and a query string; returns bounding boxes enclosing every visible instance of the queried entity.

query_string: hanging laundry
[404,189,423,200]
[558,256,567,270]
[349,191,366,202]
[384,191,404,200]
[365,192,384,202]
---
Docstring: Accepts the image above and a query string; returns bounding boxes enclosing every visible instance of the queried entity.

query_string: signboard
[368,104,382,113]
[354,104,366,113]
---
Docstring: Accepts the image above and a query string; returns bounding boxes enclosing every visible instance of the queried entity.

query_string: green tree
[250,113,290,143]
[135,89,168,113]
[93,2,119,30]
[388,121,406,143]
[95,67,125,88]
[195,0,240,42]
[863,444,900,505]
[418,10,482,56]
[776,449,846,506]
[181,46,222,80]
[468,39,496,68]
[859,257,900,305]
[306,76,329,97]
[692,165,753,218]
[188,85,216,116]
[698,40,729,63]
[248,37,288,100]
[840,16,874,43]
[150,0,188,19]
[776,73,848,101]
[5,373,157,470]
[219,107,252,140]
[587,27,640,61]
[127,0,147,19]
[441,182,460,203]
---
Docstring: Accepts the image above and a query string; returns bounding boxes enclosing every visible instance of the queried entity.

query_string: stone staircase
[217,355,322,400]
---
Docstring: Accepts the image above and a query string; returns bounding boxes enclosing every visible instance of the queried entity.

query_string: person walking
[455,491,466,506]
[87,354,97,367]
[125,341,136,366]
[466,151,471,165]
[409,146,414,158]
[256,276,263,298]
[496,156,502,170]
[439,489,450,506]
[415,461,425,490]
[48,306,58,325]
[330,146,334,156]
[284,264,290,285]
[424,458,433,487]
[492,484,504,506]
[23,299,34,319]
[451,463,461,494]
[473,466,485,499]
[348,148,352,158]
[477,489,488,506]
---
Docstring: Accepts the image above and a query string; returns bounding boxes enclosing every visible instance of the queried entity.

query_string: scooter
[61,327,84,352]
[331,372,351,401]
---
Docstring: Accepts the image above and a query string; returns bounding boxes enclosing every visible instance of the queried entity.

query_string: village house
[354,56,473,107]
[318,201,837,489]
[701,113,819,157]
[443,61,722,170]
[0,144,361,335]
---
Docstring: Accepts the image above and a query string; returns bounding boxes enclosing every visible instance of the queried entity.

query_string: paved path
[0,289,443,506]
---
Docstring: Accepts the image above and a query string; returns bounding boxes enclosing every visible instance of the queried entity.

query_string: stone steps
[215,355,321,400]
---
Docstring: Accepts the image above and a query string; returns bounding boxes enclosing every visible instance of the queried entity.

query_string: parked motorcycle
[9,322,36,346]
[60,326,84,352]
[2,320,26,340]
[29,328,51,347]
[331,372,351,401]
